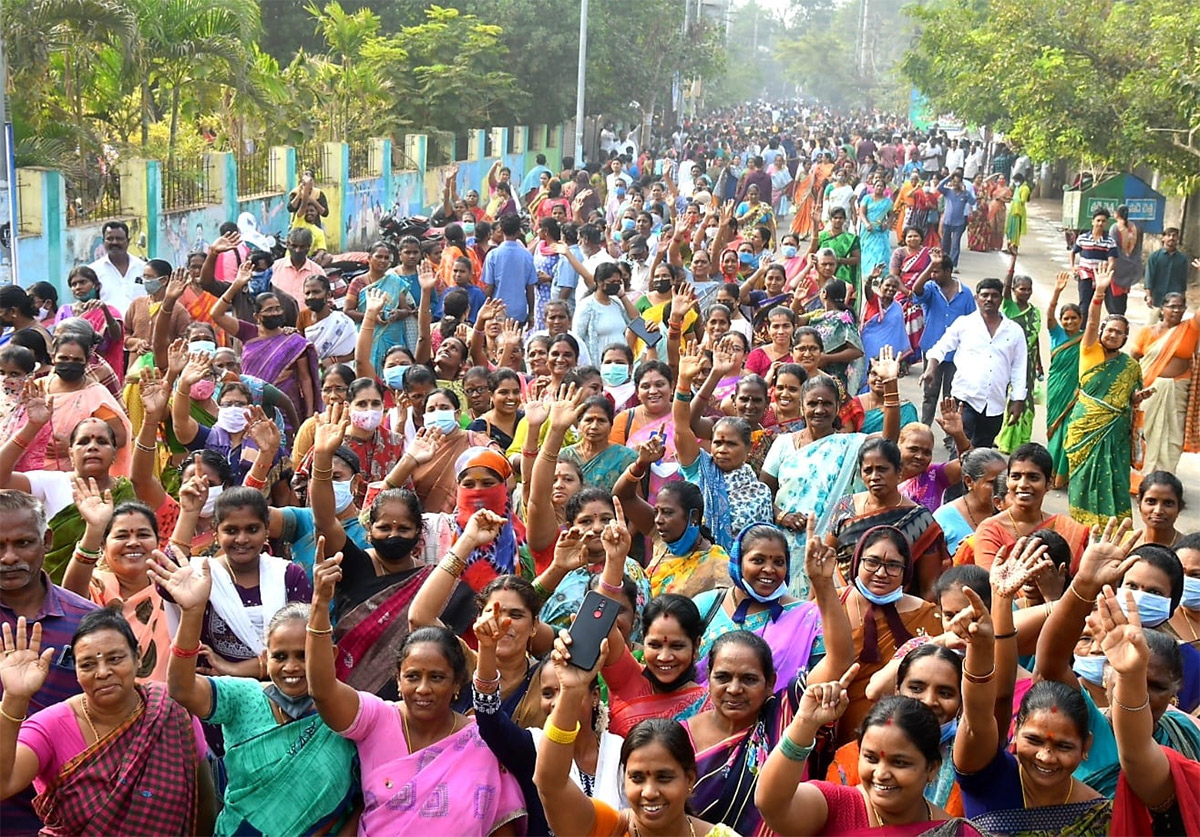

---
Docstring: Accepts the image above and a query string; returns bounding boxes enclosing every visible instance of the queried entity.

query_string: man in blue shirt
[482,214,537,326]
[937,171,977,267]
[913,251,977,425]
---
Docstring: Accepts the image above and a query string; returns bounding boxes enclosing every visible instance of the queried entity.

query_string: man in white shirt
[606,158,633,195]
[920,277,1027,448]
[560,223,616,307]
[945,138,965,173]
[89,220,147,311]
[963,142,985,180]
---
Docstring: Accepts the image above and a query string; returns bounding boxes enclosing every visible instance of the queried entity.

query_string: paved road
[888,199,1200,533]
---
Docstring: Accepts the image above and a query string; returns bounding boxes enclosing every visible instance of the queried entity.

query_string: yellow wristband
[543,719,581,745]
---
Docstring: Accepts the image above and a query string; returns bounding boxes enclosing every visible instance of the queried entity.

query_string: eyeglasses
[861,557,906,577]
[465,386,489,397]
[322,385,348,395]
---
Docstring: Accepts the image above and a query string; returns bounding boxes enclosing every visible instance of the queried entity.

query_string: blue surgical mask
[188,340,217,356]
[601,363,631,387]
[1181,576,1200,610]
[1117,586,1172,628]
[1072,654,1107,686]
[426,408,458,434]
[331,479,355,513]
[622,218,636,232]
[739,251,756,266]
[854,579,904,606]
[616,187,627,199]
[781,245,798,259]
[463,223,476,236]
[383,365,409,390]
[939,718,959,745]
[665,516,701,556]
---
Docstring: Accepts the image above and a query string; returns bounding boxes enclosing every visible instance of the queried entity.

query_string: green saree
[1044,326,1082,483]
[1065,344,1141,527]
[46,476,137,582]
[996,298,1042,453]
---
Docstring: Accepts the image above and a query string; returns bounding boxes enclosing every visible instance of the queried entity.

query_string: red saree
[33,682,197,836]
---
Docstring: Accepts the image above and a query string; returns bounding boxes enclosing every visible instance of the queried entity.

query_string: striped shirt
[1,574,97,836]
[1072,232,1118,277]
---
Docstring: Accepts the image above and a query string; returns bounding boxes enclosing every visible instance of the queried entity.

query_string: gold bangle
[543,720,580,745]
[305,624,334,636]
[1113,693,1150,713]
[1068,584,1094,605]
[311,466,334,480]
[0,705,27,724]
[439,554,466,577]
[963,664,996,684]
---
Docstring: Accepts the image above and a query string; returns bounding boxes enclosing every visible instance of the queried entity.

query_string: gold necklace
[1019,764,1073,808]
[1007,508,1045,537]
[862,785,931,827]
[81,693,143,745]
[401,706,458,752]
[630,814,695,837]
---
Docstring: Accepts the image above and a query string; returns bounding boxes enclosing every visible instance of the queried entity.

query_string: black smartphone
[627,316,663,348]
[567,591,621,671]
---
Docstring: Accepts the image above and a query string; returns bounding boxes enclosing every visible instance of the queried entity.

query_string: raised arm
[612,435,662,536]
[804,515,855,683]
[60,477,116,597]
[209,261,252,339]
[309,403,352,555]
[672,342,705,468]
[950,585,998,773]
[130,368,170,511]
[1093,585,1174,809]
[355,286,388,378]
[755,664,860,834]
[171,352,212,446]
[1034,517,1138,686]
[305,539,360,732]
[150,551,216,718]
[1046,271,1070,332]
[989,539,1053,742]
[408,509,505,630]
[0,381,48,493]
[872,346,903,441]
[415,261,436,365]
[911,246,942,297]
[0,620,55,801]
[527,385,585,552]
[932,398,971,484]
[153,269,190,369]
[1082,265,1114,350]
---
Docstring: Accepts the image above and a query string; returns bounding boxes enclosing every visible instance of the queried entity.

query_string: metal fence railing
[349,141,371,179]
[66,168,123,227]
[236,147,273,198]
[163,153,214,212]
[296,142,333,183]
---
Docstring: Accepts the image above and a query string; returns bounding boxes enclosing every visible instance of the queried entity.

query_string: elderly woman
[1131,291,1198,483]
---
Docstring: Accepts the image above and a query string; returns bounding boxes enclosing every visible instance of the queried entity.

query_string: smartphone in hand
[567,591,621,670]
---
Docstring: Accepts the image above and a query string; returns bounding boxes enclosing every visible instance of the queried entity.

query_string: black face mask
[261,314,286,330]
[603,282,623,296]
[653,280,672,294]
[371,534,419,563]
[55,360,87,382]
[304,298,327,312]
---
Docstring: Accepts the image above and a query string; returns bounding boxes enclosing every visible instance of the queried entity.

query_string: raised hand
[147,553,211,612]
[933,397,963,438]
[1075,517,1140,596]
[552,628,608,685]
[165,267,189,303]
[232,259,254,289]
[1090,584,1148,677]
[139,367,170,417]
[311,535,343,606]
[461,508,507,549]
[803,514,836,586]
[499,319,524,350]
[989,537,1054,599]
[944,586,994,647]
[72,476,115,532]
[364,287,390,321]
[21,379,51,427]
[211,232,242,254]
[177,473,209,517]
[167,337,189,377]
[634,433,665,467]
[179,352,213,391]
[417,260,437,292]
[868,262,884,281]
[245,405,281,452]
[677,340,705,385]
[552,525,596,574]
[406,426,445,465]
[548,383,586,433]
[477,297,505,325]
[0,618,55,701]
[1094,263,1114,293]
[313,401,350,456]
[473,601,511,652]
[600,497,632,565]
[873,344,900,381]
[1054,271,1071,293]
[523,396,550,428]
[670,283,699,321]
[797,663,859,729]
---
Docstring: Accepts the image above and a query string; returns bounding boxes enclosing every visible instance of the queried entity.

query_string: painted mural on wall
[156,195,288,267]
[344,178,386,251]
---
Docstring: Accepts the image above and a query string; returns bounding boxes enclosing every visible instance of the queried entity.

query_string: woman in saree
[888,228,937,358]
[826,437,950,600]
[693,520,853,690]
[609,359,678,505]
[1044,272,1083,487]
[896,402,972,513]
[910,181,942,249]
[861,269,911,384]
[61,482,201,683]
[858,177,895,279]
[766,363,807,434]
[996,269,1042,453]
[0,392,135,582]
[757,675,959,834]
[307,561,527,836]
[854,355,918,435]
[966,175,993,252]
[0,610,209,836]
[674,346,773,552]
[594,513,711,736]
[797,278,867,396]
[560,395,638,495]
[355,262,421,378]
[1064,267,1151,527]
[155,548,358,836]
[308,408,474,699]
[816,206,861,306]
[892,170,922,239]
[761,368,901,599]
[53,266,125,385]
[746,305,801,377]
[468,368,524,451]
[986,174,1012,251]
[791,157,832,240]
[735,183,775,238]
[933,448,1008,556]
[211,268,320,426]
[1005,173,1032,251]
[1130,291,1198,482]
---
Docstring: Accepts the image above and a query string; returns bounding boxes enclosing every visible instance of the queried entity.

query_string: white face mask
[331,479,355,513]
[215,405,249,433]
[200,484,224,518]
[350,408,384,432]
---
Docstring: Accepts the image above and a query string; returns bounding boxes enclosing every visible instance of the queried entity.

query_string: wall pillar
[206,151,237,218]
[467,130,486,162]
[269,146,296,194]
[323,142,349,252]
[405,134,428,178]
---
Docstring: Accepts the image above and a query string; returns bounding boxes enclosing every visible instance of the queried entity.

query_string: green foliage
[902,0,1200,191]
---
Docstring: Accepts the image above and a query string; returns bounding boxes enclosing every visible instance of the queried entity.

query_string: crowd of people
[0,102,1198,837]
